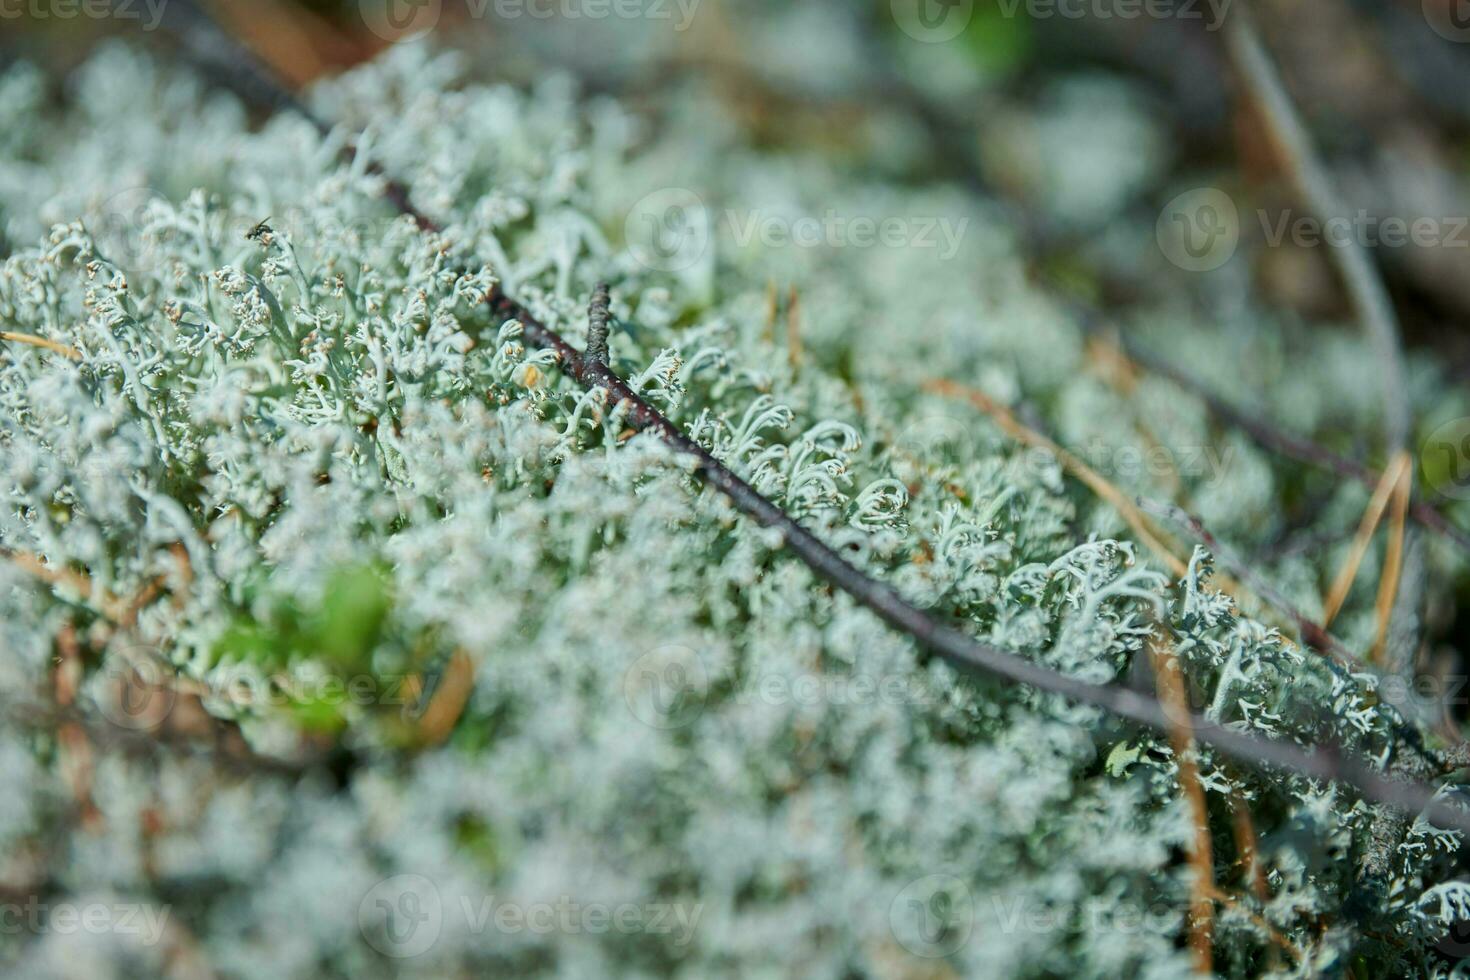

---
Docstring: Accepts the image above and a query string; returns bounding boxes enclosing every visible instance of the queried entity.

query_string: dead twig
[1077,321,1470,556]
[584,282,612,367]
[1138,499,1357,664]
[53,626,103,832]
[927,379,1344,658]
[1203,884,1305,966]
[1,546,314,777]
[128,0,1470,838]
[787,284,802,371]
[1229,790,1270,904]
[1138,497,1441,769]
[2,547,125,620]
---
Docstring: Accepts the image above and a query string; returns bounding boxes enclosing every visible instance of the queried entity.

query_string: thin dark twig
[126,3,1470,836]
[123,0,325,127]
[1139,497,1440,761]
[1137,498,1356,664]
[151,0,1470,560]
[1076,310,1470,555]
[1223,0,1434,887]
[585,281,611,367]
[500,307,1465,829]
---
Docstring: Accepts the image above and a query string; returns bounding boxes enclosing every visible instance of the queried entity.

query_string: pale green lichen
[0,39,1466,979]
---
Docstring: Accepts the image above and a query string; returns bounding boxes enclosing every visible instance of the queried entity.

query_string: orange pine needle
[1149,636,1214,975]
[1202,885,1303,965]
[1,330,81,361]
[1322,452,1410,628]
[3,548,123,619]
[786,284,802,370]
[925,378,1189,578]
[417,650,476,747]
[1370,452,1413,664]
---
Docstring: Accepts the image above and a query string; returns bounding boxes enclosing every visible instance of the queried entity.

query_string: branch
[1136,500,1357,665]
[928,377,1376,673]
[1138,497,1442,770]
[123,1,1470,837]
[499,297,1466,828]
[1080,315,1470,556]
[584,281,611,367]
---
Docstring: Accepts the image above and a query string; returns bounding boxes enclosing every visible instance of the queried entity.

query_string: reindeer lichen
[0,40,1466,979]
